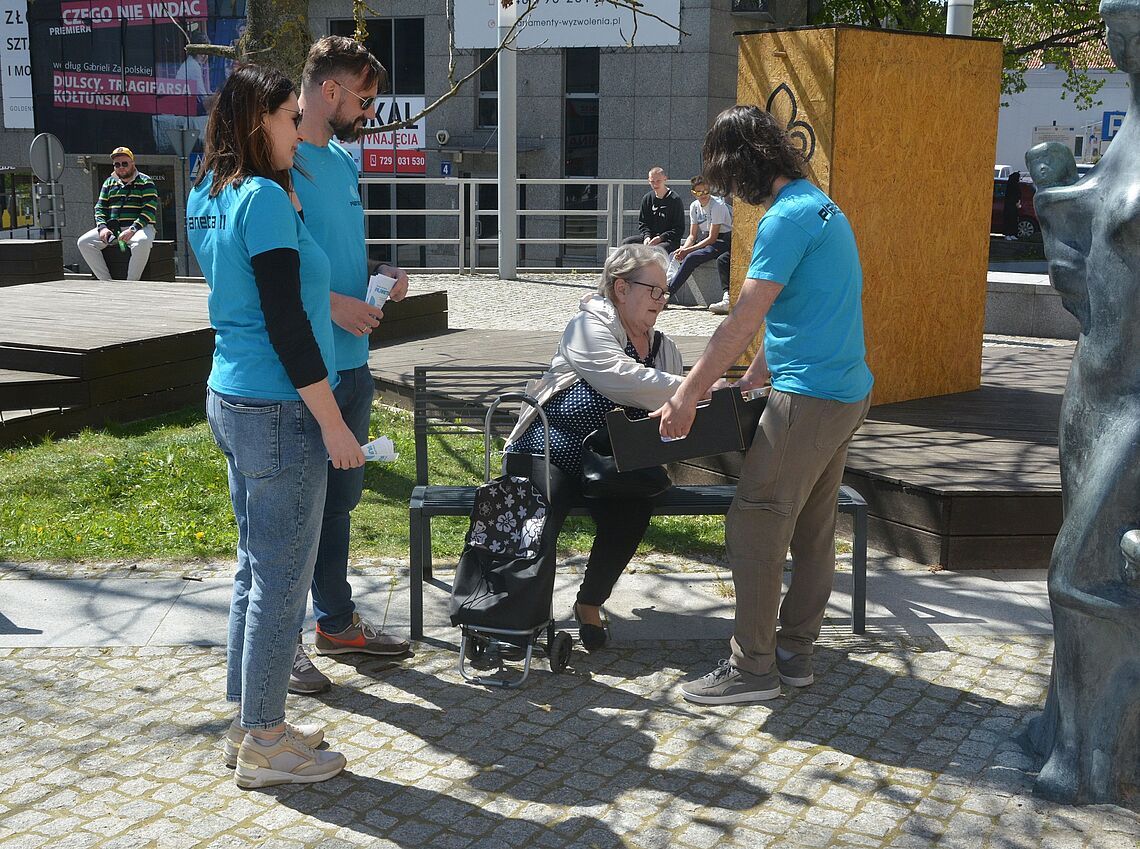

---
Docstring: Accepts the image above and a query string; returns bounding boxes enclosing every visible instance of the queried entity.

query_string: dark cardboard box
[606,387,767,471]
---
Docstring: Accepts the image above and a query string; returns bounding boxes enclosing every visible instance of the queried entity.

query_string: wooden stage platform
[0,279,214,445]
[372,329,1072,570]
[0,278,448,447]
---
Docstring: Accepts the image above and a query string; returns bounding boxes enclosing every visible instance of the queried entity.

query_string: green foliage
[814,0,1109,109]
[0,405,727,564]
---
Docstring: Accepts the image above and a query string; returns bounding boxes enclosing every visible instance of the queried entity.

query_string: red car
[992,178,1039,239]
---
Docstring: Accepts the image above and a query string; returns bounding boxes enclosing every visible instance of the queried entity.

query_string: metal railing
[358,176,650,272]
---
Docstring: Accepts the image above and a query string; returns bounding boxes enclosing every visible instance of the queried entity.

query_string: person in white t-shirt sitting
[666,175,734,314]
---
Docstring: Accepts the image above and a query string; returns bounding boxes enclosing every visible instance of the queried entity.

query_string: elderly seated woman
[503,243,685,651]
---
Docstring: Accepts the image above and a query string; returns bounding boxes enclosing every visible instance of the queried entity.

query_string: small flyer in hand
[365,272,396,309]
[362,436,398,463]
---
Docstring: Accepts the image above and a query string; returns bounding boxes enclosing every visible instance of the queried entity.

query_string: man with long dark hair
[654,105,873,705]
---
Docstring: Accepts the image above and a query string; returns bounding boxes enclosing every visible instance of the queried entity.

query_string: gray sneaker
[681,659,781,705]
[223,718,324,769]
[775,652,814,687]
[234,728,346,789]
[289,642,332,695]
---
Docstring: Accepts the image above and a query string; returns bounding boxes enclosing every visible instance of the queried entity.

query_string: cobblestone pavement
[1,274,1110,846]
[2,635,1137,848]
[410,272,726,338]
[409,272,1080,350]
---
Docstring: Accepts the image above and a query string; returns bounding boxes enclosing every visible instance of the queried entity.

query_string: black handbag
[580,426,671,499]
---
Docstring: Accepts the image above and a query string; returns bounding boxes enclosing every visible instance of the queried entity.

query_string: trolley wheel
[465,634,489,660]
[549,631,573,673]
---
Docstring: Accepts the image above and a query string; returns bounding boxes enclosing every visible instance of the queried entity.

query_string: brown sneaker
[315,613,410,656]
[234,727,345,789]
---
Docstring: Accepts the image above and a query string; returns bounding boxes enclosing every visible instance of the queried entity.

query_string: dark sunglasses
[112,160,132,168]
[623,277,668,301]
[331,79,376,111]
[279,106,303,129]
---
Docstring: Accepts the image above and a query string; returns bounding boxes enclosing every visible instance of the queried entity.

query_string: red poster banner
[52,70,199,114]
[362,149,425,175]
[60,0,207,29]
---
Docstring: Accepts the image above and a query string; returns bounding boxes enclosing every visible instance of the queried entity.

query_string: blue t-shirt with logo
[292,140,368,372]
[188,173,337,400]
[747,179,873,403]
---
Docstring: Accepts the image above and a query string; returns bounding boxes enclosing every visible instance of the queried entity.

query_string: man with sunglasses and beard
[286,36,411,694]
[77,146,159,281]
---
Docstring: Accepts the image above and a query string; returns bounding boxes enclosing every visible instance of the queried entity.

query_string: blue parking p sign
[1102,111,1126,142]
[440,161,453,177]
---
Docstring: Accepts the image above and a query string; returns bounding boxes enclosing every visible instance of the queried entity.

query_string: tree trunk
[237,0,311,83]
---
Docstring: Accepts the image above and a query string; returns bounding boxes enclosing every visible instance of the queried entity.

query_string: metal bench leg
[852,504,867,635]
[409,507,424,641]
[423,521,433,581]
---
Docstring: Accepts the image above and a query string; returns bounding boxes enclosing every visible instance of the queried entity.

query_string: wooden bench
[407,364,869,639]
[102,239,176,281]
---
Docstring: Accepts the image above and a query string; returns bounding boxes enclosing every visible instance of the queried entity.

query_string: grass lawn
[0,403,728,564]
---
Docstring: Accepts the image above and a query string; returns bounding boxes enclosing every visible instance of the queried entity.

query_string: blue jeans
[311,364,374,633]
[667,233,732,297]
[207,389,329,729]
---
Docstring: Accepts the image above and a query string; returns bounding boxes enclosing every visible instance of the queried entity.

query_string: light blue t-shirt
[292,140,369,372]
[188,173,337,401]
[747,179,873,403]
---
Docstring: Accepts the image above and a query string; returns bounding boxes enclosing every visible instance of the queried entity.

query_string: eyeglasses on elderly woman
[620,277,669,301]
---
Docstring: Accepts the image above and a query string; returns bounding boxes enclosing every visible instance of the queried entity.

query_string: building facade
[0,1,807,270]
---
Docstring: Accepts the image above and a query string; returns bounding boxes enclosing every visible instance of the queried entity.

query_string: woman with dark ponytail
[188,64,363,789]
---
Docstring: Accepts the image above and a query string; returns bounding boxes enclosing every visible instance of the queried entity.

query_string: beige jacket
[507,293,685,444]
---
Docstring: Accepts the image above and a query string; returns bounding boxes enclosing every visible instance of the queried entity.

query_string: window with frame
[477,48,497,129]
[563,48,601,262]
[328,19,428,265]
[329,18,425,94]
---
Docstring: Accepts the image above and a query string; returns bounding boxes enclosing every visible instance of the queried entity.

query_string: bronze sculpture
[1023,0,1140,809]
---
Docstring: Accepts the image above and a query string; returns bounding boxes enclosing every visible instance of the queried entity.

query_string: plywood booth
[732,26,1003,404]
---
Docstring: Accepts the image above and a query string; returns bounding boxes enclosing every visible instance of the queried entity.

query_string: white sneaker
[234,727,345,789]
[709,295,731,315]
[223,717,324,768]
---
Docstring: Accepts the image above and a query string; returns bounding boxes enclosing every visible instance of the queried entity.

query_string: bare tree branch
[367,0,541,132]
[1005,23,1106,58]
[186,0,691,132]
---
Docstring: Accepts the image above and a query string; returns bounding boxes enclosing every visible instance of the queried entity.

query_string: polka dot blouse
[507,333,662,479]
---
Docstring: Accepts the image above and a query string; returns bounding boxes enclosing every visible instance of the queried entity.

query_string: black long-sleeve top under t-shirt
[250,247,328,390]
[637,189,686,244]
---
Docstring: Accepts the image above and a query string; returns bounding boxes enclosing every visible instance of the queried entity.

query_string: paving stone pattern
[418,272,726,338]
[2,636,1137,848]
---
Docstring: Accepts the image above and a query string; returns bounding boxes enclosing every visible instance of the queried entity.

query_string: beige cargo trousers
[726,388,871,675]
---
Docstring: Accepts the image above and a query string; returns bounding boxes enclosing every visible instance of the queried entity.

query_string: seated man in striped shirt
[76,146,159,281]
